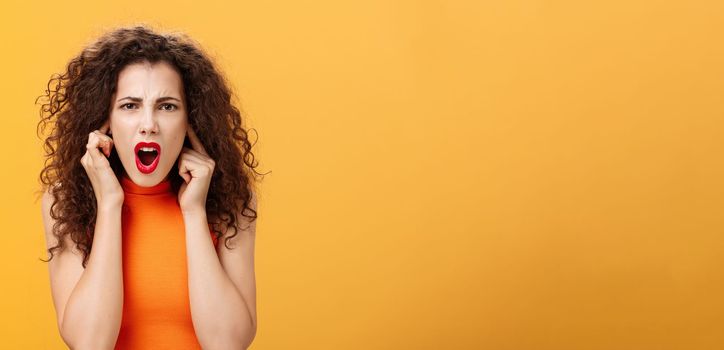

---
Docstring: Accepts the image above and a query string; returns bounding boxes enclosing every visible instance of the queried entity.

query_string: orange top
[115,174,217,349]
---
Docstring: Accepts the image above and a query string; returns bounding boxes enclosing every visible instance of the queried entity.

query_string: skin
[96,59,214,211]
[108,59,188,187]
[80,60,256,346]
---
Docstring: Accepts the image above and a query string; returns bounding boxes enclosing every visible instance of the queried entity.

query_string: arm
[182,199,257,350]
[42,189,124,349]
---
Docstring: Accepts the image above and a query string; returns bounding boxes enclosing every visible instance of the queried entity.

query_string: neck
[121,168,170,182]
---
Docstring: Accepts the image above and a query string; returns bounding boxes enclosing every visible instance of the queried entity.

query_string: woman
[36,24,264,349]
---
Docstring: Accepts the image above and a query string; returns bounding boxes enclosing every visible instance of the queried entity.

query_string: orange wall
[2,0,723,349]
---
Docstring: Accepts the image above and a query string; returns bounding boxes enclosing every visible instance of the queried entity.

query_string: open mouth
[135,142,161,174]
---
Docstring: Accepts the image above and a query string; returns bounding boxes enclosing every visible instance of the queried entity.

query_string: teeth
[139,147,157,152]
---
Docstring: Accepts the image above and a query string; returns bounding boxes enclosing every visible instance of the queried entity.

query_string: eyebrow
[117,96,182,103]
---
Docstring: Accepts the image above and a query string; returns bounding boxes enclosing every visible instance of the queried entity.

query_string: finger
[86,136,107,164]
[178,154,206,174]
[93,132,111,156]
[99,119,111,135]
[89,131,112,157]
[186,125,208,156]
[180,146,214,167]
[177,152,214,180]
[93,131,113,157]
[177,158,192,183]
[80,152,89,168]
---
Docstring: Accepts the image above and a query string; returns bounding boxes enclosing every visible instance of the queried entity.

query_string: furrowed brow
[156,96,182,103]
[117,96,182,103]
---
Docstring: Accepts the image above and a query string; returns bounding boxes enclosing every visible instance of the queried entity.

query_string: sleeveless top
[115,174,218,349]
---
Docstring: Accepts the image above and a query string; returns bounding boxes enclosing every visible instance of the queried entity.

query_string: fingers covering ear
[99,119,111,134]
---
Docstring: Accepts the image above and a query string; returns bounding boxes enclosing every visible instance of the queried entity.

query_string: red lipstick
[135,141,161,174]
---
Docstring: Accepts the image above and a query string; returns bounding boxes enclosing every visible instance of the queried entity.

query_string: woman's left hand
[177,124,215,214]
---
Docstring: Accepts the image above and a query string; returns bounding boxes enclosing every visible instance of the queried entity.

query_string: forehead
[115,60,184,97]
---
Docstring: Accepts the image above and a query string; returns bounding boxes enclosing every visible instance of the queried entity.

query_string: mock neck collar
[120,173,172,195]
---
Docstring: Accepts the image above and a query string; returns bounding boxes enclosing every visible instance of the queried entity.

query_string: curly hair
[35,24,267,268]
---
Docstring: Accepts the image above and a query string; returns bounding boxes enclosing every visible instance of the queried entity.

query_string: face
[109,60,187,186]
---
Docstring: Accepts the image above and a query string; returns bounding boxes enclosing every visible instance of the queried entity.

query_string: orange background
[1,0,723,349]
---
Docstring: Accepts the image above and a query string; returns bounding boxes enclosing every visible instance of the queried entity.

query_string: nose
[139,108,159,135]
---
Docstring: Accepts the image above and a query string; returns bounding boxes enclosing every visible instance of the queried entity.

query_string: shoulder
[236,191,259,234]
[40,182,62,205]
[40,186,58,246]
[235,189,258,225]
[40,183,62,223]
[217,190,258,249]
[40,186,56,225]
[40,183,76,251]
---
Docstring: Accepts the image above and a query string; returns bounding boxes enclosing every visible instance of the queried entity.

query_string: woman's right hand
[81,119,124,208]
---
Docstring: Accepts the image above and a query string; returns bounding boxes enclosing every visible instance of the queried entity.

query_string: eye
[120,103,137,110]
[160,103,178,111]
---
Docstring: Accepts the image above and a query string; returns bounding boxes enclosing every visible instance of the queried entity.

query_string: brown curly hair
[35,24,268,268]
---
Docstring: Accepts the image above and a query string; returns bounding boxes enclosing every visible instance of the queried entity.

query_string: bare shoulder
[40,187,58,248]
[220,190,258,246]
[40,185,86,333]
[236,190,258,237]
[242,190,258,227]
[40,185,75,251]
